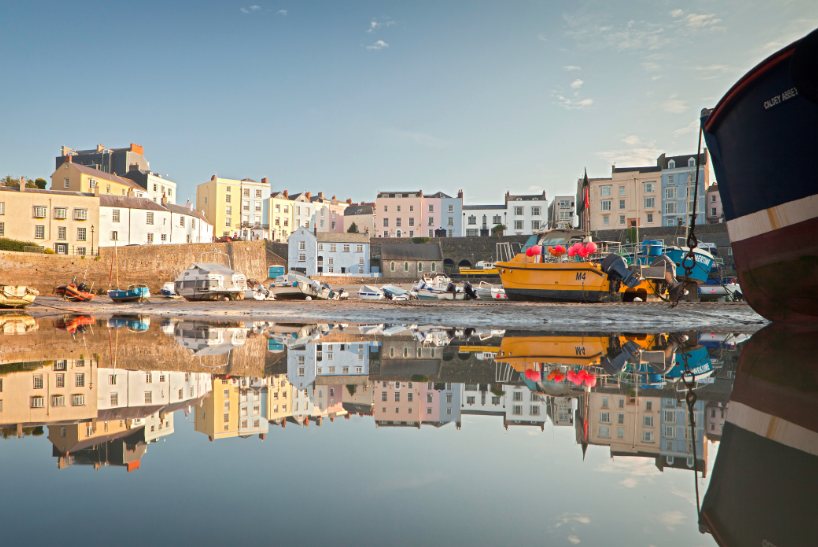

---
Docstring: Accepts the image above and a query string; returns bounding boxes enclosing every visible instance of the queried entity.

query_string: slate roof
[659,152,709,169]
[69,163,145,190]
[463,204,505,210]
[344,205,374,216]
[380,243,442,260]
[0,186,93,197]
[612,165,662,174]
[425,191,452,198]
[315,232,370,243]
[99,195,167,211]
[164,202,209,222]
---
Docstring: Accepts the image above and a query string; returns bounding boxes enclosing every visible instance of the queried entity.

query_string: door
[55,244,68,255]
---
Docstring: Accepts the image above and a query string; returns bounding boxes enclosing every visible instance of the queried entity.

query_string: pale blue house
[658,153,709,228]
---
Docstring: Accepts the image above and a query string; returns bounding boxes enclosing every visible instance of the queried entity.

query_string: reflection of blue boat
[107,284,150,303]
[267,338,284,353]
[628,240,714,284]
[666,346,713,381]
[634,363,665,389]
[107,316,150,331]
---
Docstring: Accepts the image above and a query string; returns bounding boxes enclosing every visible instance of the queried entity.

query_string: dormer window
[688,157,696,167]
[668,160,675,169]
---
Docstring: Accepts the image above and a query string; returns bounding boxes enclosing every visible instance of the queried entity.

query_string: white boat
[412,274,452,292]
[175,251,247,302]
[358,285,384,301]
[475,281,508,300]
[382,285,414,301]
[249,285,276,300]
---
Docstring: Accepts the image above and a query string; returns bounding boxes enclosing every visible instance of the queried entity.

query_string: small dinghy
[55,279,95,302]
[160,282,181,298]
[0,285,39,309]
[250,284,276,301]
[474,281,507,300]
[108,284,150,303]
[358,285,384,301]
[382,285,413,301]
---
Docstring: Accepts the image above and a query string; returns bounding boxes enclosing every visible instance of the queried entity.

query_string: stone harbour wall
[0,241,273,294]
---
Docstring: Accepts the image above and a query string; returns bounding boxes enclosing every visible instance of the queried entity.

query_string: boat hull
[108,287,150,303]
[702,29,818,322]
[496,261,620,303]
[0,286,38,308]
[55,283,95,302]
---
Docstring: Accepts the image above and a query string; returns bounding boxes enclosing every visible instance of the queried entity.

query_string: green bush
[412,237,431,244]
[0,237,36,252]
[44,248,55,254]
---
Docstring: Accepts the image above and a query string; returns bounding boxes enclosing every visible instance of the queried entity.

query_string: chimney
[306,192,312,199]
[419,190,423,197]
[94,184,100,197]
[96,144,104,152]
[161,194,167,206]
[346,198,352,204]
[259,433,266,441]
[457,189,463,198]
[211,175,216,181]
[331,195,336,201]
[19,177,25,192]
[283,190,289,198]
[261,177,268,185]
[67,155,73,163]
[318,192,324,199]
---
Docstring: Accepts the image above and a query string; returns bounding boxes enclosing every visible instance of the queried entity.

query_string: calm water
[0,314,815,546]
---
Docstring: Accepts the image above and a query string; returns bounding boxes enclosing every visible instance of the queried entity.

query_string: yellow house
[0,186,100,255]
[266,374,293,424]
[196,176,270,238]
[194,377,241,441]
[268,191,294,242]
[51,158,147,197]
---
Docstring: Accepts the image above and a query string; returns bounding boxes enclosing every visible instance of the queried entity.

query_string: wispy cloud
[670,10,725,33]
[240,5,261,14]
[554,514,591,527]
[564,13,672,52]
[386,129,449,149]
[672,120,699,137]
[538,33,548,41]
[366,40,389,51]
[563,65,581,71]
[657,510,686,531]
[277,9,287,16]
[367,18,396,33]
[662,94,689,114]
[759,18,818,54]
[555,95,593,110]
[570,79,584,90]
[567,536,581,544]
[597,135,663,167]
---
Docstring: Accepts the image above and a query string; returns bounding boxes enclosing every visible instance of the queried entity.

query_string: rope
[679,344,702,516]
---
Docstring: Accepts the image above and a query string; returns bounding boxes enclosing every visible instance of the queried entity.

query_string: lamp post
[91,225,95,256]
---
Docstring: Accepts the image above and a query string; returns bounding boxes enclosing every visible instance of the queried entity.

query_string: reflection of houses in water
[194,376,268,441]
[547,397,575,427]
[704,402,728,442]
[659,397,706,469]
[48,423,147,472]
[266,374,293,426]
[287,340,380,393]
[0,357,99,430]
[374,381,460,429]
[341,378,375,417]
[96,368,212,414]
[461,383,546,430]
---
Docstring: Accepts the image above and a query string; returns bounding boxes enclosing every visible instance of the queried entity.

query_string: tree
[491,224,506,238]
[34,178,47,189]
[1,175,38,188]
[347,222,359,233]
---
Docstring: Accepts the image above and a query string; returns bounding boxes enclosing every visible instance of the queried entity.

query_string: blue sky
[1,1,816,206]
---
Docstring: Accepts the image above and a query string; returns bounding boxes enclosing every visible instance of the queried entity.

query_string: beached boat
[175,260,247,302]
[701,28,818,322]
[358,285,384,301]
[56,314,95,334]
[474,281,507,300]
[108,285,150,303]
[55,280,95,302]
[159,282,181,298]
[0,285,39,308]
[382,285,414,301]
[412,274,452,293]
[459,261,499,276]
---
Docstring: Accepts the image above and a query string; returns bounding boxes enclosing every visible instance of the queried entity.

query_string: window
[531,405,540,416]
[514,220,523,230]
[180,216,185,227]
[343,244,350,252]
[513,391,523,402]
[298,253,305,262]
[111,393,119,406]
[147,233,154,243]
[0,222,3,236]
[619,186,626,196]
[531,220,540,230]
[618,413,624,424]
[33,375,44,389]
[644,182,655,193]
[404,262,409,272]
[31,396,44,408]
[145,212,155,225]
[617,427,624,438]
[665,202,677,214]
[144,391,153,403]
[72,394,85,406]
[396,205,401,212]
[513,405,523,415]
[51,395,65,407]
[619,199,626,210]
[75,373,85,387]
[688,157,696,167]
[602,216,609,226]
[600,185,612,197]
[407,392,413,402]
[644,197,655,208]
[646,400,653,411]
[665,187,676,200]
[601,200,611,211]
[647,213,653,223]
[56,373,64,387]
[32,206,47,219]
[74,208,88,220]
[243,189,250,197]
[602,397,608,407]
[599,426,610,438]
[531,206,541,216]
[390,261,395,272]
[664,426,675,437]
[34,225,45,239]
[643,416,654,427]
[54,207,68,220]
[600,412,610,423]
[619,215,625,225]
[711,207,717,216]
[514,206,524,215]
[668,160,676,169]
[76,227,87,241]
[643,431,655,442]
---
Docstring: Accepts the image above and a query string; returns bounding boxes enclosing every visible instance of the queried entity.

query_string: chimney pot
[211,175,216,181]
[331,195,336,201]
[67,155,73,163]
[318,192,324,199]
[346,198,352,204]
[261,177,268,185]
[283,190,289,198]
[306,192,312,199]
[19,177,26,192]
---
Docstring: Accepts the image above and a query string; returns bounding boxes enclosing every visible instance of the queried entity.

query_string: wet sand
[24,295,767,333]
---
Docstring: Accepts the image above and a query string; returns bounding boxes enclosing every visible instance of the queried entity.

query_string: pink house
[706,184,723,223]
[375,190,464,238]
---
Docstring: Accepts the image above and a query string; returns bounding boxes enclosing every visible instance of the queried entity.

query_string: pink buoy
[585,376,597,387]
[578,248,589,258]
[525,247,534,257]
[585,242,598,254]
[530,371,542,381]
[567,248,576,257]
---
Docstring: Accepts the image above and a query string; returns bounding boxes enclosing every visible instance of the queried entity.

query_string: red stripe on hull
[732,216,818,322]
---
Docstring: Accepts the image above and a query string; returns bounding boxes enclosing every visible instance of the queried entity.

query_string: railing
[23,246,45,253]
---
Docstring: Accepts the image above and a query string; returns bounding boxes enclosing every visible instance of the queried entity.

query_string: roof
[612,165,662,174]
[658,152,709,169]
[68,163,145,190]
[380,243,442,260]
[189,262,240,275]
[377,191,422,198]
[463,204,505,210]
[506,194,547,201]
[344,205,374,216]
[425,191,452,198]
[99,195,167,211]
[164,202,209,222]
[0,186,94,198]
[316,232,370,243]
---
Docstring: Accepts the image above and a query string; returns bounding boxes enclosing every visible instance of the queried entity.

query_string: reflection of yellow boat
[0,285,39,308]
[459,262,499,276]
[495,332,665,370]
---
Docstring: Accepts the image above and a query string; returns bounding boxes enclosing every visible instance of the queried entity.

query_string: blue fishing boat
[107,284,150,303]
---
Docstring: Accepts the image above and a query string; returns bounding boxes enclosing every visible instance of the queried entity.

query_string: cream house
[51,157,147,198]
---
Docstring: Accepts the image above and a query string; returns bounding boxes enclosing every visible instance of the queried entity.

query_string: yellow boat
[459,261,499,276]
[0,285,39,309]
[495,229,675,302]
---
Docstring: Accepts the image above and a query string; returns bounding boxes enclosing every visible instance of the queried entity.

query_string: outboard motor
[463,281,478,300]
[600,254,641,289]
[77,282,89,293]
[650,255,687,301]
[599,340,642,374]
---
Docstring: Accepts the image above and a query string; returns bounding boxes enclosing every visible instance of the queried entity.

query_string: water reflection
[1,313,815,544]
